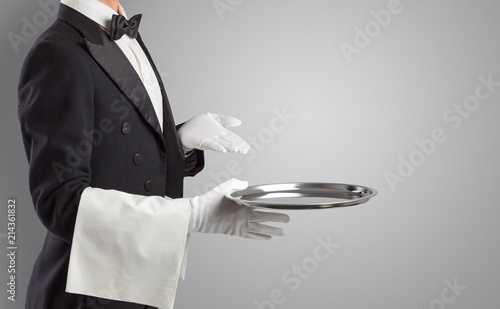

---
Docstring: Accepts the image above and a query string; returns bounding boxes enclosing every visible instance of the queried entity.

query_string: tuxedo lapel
[136,34,184,158]
[57,4,163,138]
[85,31,163,136]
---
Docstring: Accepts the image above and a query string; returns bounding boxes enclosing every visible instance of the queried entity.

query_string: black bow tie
[109,14,142,41]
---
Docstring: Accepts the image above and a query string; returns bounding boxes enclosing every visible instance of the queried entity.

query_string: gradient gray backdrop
[1,0,499,308]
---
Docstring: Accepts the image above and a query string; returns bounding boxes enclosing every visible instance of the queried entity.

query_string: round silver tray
[225,182,378,210]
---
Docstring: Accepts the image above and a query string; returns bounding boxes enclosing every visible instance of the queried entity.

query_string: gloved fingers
[199,138,228,153]
[248,222,286,237]
[215,136,242,153]
[212,178,249,193]
[216,134,250,154]
[201,137,238,153]
[245,231,272,241]
[199,136,245,153]
[208,113,242,128]
[252,211,290,224]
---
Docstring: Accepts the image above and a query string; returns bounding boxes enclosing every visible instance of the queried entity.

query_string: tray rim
[224,182,378,210]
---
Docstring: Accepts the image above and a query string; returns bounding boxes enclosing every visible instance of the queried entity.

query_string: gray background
[1,0,499,308]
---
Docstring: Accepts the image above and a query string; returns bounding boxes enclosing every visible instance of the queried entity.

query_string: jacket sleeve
[18,40,94,243]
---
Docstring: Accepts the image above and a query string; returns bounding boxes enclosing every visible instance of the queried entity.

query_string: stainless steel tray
[225,182,377,209]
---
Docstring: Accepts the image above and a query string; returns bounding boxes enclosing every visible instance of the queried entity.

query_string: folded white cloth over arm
[66,187,191,309]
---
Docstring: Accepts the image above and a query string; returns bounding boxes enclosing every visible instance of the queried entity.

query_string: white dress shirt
[61,0,164,130]
[59,1,191,308]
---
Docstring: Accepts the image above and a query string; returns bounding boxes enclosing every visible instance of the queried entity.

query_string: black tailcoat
[18,4,204,309]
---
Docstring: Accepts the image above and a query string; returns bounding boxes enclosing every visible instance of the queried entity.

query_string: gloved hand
[177,113,251,153]
[189,179,290,240]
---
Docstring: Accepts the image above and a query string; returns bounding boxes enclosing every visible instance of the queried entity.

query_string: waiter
[17,0,290,308]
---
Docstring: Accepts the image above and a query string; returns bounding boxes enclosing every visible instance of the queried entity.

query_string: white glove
[189,179,290,240]
[177,113,251,153]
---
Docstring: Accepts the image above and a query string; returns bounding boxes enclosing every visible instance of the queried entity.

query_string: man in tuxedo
[17,0,290,308]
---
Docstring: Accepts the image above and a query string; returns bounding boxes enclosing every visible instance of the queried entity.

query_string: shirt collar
[60,0,128,31]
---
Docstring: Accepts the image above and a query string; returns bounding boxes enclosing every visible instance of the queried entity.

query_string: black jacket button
[144,180,155,192]
[121,123,132,135]
[133,153,144,165]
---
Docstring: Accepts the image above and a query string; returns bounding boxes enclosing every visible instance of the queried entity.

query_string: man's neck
[97,0,119,13]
